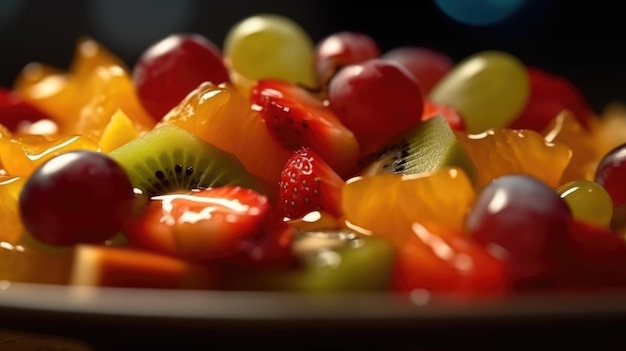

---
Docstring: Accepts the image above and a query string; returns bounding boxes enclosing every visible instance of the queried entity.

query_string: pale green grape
[557,179,613,227]
[429,50,530,133]
[223,13,316,87]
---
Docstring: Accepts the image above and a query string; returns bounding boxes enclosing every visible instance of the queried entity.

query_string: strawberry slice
[251,78,360,178]
[279,147,344,221]
[125,186,271,261]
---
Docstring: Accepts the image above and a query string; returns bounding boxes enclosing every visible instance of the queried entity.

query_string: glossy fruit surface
[457,128,571,189]
[594,142,626,207]
[18,150,135,246]
[314,31,380,88]
[557,179,613,227]
[279,147,345,221]
[251,78,359,177]
[430,50,529,133]
[383,46,454,94]
[224,13,316,87]
[466,175,573,290]
[132,33,231,121]
[125,186,271,261]
[0,87,51,132]
[328,58,424,154]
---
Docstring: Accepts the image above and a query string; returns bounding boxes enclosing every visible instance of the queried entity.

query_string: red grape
[327,58,424,153]
[314,31,380,87]
[594,142,626,207]
[132,33,231,121]
[18,151,135,246]
[382,46,454,94]
[466,174,573,290]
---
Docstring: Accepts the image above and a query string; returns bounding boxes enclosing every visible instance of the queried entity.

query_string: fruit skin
[18,150,135,246]
[328,58,424,155]
[314,31,380,88]
[382,46,454,95]
[251,78,360,177]
[132,33,231,121]
[0,87,51,132]
[466,174,573,290]
[279,147,344,221]
[125,186,272,261]
[70,244,217,289]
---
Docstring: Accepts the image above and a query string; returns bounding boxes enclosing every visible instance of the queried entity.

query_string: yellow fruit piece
[0,240,73,285]
[158,82,292,186]
[14,37,155,142]
[543,111,602,184]
[0,134,101,177]
[341,167,475,244]
[0,176,25,243]
[100,109,141,153]
[456,128,572,190]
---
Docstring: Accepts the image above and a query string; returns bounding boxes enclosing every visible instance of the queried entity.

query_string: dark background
[1,0,625,113]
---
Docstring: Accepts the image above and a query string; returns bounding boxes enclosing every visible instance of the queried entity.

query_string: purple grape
[595,142,626,207]
[18,151,135,246]
[466,174,572,289]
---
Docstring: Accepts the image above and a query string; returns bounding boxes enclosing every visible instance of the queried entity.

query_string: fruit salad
[2,13,626,297]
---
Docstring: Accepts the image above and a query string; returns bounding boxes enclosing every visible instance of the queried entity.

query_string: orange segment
[158,82,292,187]
[456,128,572,189]
[13,37,155,142]
[0,176,25,243]
[341,167,475,243]
[543,110,602,183]
[0,134,100,177]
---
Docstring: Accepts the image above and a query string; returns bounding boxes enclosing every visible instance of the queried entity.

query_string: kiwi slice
[109,124,265,197]
[361,114,477,182]
[225,229,395,293]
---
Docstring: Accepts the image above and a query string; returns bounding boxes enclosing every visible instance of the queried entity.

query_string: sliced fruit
[279,147,345,221]
[158,82,292,187]
[0,133,101,177]
[125,186,271,261]
[251,78,360,177]
[542,110,601,183]
[392,222,508,295]
[0,239,73,285]
[109,124,265,197]
[0,176,25,243]
[0,87,52,132]
[99,109,141,153]
[223,229,395,293]
[456,127,572,190]
[342,168,475,242]
[69,244,217,289]
[361,114,477,183]
[421,99,465,131]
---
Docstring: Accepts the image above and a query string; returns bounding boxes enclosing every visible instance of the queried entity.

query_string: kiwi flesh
[224,229,396,293]
[109,124,265,197]
[361,114,477,182]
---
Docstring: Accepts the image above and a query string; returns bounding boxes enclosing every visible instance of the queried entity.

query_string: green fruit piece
[429,50,530,134]
[361,114,477,183]
[227,229,395,293]
[109,124,265,197]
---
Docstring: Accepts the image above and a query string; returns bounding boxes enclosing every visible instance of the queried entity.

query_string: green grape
[429,50,530,134]
[557,179,613,227]
[223,13,316,87]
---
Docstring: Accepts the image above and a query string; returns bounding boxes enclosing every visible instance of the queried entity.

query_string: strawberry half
[279,147,344,221]
[125,186,271,261]
[251,78,360,178]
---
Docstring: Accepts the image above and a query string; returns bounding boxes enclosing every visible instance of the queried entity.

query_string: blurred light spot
[87,0,194,57]
[435,0,527,26]
[0,0,26,29]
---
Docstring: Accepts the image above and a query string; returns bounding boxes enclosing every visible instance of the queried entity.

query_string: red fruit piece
[421,99,466,131]
[251,78,359,177]
[0,87,52,132]
[382,46,454,95]
[392,223,508,296]
[279,147,344,221]
[553,220,626,291]
[509,67,595,132]
[125,186,271,261]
